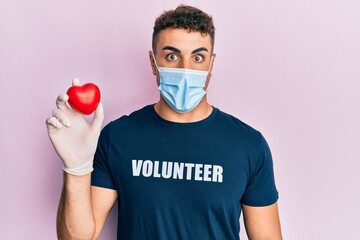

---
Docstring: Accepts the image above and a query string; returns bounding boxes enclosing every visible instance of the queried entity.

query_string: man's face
[149,27,216,90]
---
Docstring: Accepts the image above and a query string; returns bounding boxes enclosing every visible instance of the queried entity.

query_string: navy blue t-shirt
[91,104,279,240]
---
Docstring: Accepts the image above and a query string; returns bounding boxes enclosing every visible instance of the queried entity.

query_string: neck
[154,95,213,123]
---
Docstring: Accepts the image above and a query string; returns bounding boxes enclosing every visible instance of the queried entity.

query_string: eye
[193,54,204,63]
[166,53,179,61]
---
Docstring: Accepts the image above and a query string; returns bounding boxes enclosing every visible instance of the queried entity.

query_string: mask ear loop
[151,51,160,72]
[204,53,215,93]
[207,53,214,72]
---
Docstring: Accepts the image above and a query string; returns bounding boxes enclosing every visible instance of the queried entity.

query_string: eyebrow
[192,47,208,54]
[162,46,209,54]
[162,46,180,53]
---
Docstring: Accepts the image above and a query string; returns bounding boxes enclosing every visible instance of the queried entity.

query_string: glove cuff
[63,159,94,176]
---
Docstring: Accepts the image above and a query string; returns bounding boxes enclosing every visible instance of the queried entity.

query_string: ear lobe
[209,53,216,73]
[211,53,216,66]
[149,51,157,75]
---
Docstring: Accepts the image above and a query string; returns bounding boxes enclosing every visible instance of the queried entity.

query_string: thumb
[91,102,104,133]
[72,77,81,86]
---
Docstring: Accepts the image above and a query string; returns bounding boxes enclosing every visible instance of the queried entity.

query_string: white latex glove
[46,78,104,176]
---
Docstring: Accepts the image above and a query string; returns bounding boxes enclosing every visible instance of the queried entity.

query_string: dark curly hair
[152,4,215,54]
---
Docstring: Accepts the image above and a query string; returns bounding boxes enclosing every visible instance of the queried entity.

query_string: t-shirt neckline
[148,103,218,129]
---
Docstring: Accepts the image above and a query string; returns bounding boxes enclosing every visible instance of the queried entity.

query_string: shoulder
[101,104,153,135]
[215,107,265,145]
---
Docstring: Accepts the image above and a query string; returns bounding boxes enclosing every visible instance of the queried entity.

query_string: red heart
[67,83,101,115]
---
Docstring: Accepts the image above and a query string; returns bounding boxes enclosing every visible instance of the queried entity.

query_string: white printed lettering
[142,160,153,177]
[162,161,172,178]
[153,161,161,178]
[212,165,223,182]
[132,159,143,176]
[203,164,212,181]
[185,163,195,180]
[173,162,184,179]
[194,164,203,181]
[132,160,223,183]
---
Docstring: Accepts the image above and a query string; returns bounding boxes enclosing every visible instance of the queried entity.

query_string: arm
[46,78,114,239]
[57,173,95,239]
[91,186,118,239]
[56,173,117,240]
[242,201,282,240]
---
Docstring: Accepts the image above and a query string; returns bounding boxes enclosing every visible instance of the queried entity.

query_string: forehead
[156,28,211,52]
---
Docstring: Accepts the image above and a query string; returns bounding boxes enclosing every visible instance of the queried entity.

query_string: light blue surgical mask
[152,52,211,113]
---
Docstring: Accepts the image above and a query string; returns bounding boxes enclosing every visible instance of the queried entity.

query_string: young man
[46,5,282,240]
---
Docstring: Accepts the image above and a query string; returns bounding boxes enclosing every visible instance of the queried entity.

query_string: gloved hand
[46,78,104,176]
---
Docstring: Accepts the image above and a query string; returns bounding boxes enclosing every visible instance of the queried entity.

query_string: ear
[149,50,157,75]
[209,53,216,77]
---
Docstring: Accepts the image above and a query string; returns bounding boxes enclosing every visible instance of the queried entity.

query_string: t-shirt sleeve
[240,132,279,207]
[91,124,116,190]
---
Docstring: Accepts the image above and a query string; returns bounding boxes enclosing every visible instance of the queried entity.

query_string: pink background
[1,0,359,239]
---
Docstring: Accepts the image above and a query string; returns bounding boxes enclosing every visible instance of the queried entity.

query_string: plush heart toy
[67,83,101,115]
